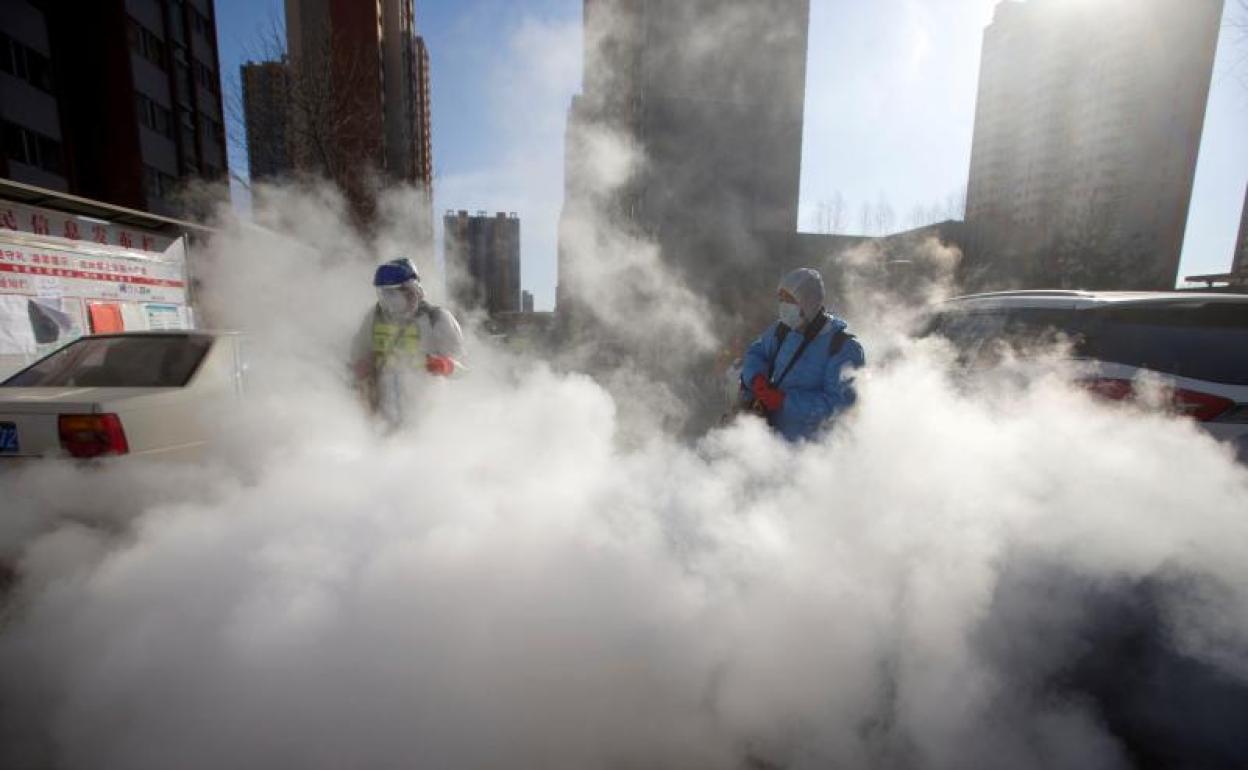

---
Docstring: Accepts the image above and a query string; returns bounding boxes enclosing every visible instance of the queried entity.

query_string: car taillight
[1171,388,1234,422]
[58,414,129,458]
[1079,378,1234,422]
[1081,378,1135,401]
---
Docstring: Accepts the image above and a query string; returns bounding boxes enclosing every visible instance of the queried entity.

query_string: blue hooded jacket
[740,313,865,441]
[741,268,865,441]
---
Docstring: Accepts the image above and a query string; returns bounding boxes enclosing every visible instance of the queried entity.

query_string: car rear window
[1081,302,1248,385]
[1,335,212,388]
[925,307,1084,352]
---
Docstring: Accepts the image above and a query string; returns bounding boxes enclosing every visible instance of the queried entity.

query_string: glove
[751,374,785,412]
[425,355,455,377]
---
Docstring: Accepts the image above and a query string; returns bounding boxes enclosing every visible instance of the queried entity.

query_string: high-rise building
[414,37,432,189]
[0,0,229,216]
[964,0,1223,290]
[444,210,521,316]
[522,290,534,313]
[283,0,433,230]
[559,0,810,317]
[241,60,291,182]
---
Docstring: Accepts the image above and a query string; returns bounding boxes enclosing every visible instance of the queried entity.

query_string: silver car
[0,332,244,462]
[923,291,1248,459]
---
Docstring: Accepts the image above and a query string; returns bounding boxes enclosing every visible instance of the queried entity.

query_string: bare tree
[811,202,828,233]
[945,183,968,221]
[908,204,928,230]
[810,191,848,234]
[224,11,382,221]
[872,193,895,236]
[827,190,847,234]
[859,201,874,235]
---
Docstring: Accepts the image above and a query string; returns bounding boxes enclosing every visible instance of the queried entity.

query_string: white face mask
[778,301,802,329]
[379,288,415,319]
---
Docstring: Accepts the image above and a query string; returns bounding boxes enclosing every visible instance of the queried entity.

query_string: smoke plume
[2,7,1247,770]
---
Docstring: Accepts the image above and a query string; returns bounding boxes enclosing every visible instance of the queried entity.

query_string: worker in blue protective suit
[739,267,866,441]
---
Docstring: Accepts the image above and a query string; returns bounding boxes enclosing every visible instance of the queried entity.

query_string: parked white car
[922,291,1248,459]
[0,332,244,462]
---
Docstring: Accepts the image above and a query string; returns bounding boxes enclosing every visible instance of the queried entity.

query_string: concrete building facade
[964,0,1223,290]
[444,210,521,316]
[240,60,291,182]
[0,0,228,216]
[283,0,433,231]
[559,0,810,320]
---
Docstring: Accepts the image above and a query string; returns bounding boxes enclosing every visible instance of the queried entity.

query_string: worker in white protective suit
[350,258,464,425]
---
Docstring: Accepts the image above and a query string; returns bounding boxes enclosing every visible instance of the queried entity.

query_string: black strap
[764,324,791,380]
[771,312,829,387]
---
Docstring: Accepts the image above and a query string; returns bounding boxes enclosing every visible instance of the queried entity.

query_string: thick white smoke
[2,199,1246,767]
[3,10,1248,770]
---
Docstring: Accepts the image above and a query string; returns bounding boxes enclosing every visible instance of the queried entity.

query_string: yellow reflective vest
[371,310,423,369]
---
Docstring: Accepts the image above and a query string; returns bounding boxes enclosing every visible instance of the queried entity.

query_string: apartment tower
[559,0,811,317]
[283,0,433,230]
[965,0,1224,289]
[444,210,522,316]
[241,60,292,183]
[0,0,228,215]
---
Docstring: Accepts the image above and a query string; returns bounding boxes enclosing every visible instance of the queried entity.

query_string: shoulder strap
[772,312,829,387]
[765,324,791,379]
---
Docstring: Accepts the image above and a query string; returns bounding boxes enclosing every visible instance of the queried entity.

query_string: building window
[199,114,224,145]
[135,92,175,139]
[193,59,218,94]
[0,31,55,93]
[127,17,167,69]
[143,164,178,201]
[167,0,187,44]
[1,120,64,175]
[189,6,213,39]
[172,46,193,105]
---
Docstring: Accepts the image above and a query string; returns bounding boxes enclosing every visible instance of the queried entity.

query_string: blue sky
[216,0,1248,309]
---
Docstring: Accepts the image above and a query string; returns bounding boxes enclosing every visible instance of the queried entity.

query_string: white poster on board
[0,295,36,355]
[120,303,148,331]
[144,303,184,330]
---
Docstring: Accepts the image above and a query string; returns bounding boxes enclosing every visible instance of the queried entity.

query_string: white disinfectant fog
[3,17,1248,770]
[1,178,1246,770]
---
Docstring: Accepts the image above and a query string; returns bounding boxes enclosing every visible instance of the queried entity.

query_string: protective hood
[778,268,826,323]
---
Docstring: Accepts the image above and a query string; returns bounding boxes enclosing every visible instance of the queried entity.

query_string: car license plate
[0,422,18,454]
